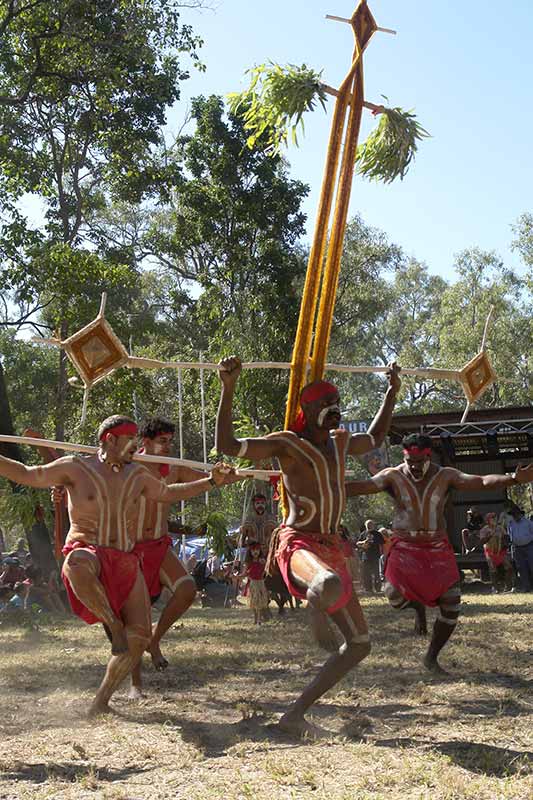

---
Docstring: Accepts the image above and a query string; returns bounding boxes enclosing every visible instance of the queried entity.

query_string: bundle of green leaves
[228,62,327,153]
[356,104,430,183]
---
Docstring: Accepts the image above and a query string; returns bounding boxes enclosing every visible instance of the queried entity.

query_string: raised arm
[174,465,208,482]
[345,470,391,497]
[22,429,60,465]
[0,454,73,489]
[143,463,244,503]
[347,363,401,456]
[215,356,287,461]
[449,464,533,492]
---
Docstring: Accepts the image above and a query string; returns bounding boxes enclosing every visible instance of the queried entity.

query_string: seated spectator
[24,565,66,613]
[13,538,29,562]
[5,582,28,611]
[0,557,25,588]
[461,506,485,553]
[0,585,14,610]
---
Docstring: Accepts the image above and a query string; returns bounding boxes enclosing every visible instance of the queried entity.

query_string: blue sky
[169,0,533,281]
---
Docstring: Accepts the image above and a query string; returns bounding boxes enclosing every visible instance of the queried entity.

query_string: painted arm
[346,471,391,497]
[174,465,208,482]
[347,363,401,456]
[143,463,244,503]
[0,454,72,489]
[22,429,60,465]
[449,464,533,491]
[216,356,287,460]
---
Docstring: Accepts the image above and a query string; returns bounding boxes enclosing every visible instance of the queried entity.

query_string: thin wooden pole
[0,434,279,478]
[177,367,185,525]
[199,354,209,506]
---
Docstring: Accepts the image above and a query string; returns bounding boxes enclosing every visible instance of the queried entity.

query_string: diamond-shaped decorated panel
[459,351,497,404]
[64,319,129,386]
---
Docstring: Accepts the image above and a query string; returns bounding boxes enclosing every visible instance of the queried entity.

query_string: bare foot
[87,700,115,718]
[109,623,128,655]
[128,685,145,701]
[278,712,330,740]
[309,608,340,652]
[148,641,169,671]
[423,653,450,676]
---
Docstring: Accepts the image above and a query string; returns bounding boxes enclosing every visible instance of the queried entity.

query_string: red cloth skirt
[484,545,509,568]
[62,541,139,625]
[384,536,460,607]
[276,526,352,614]
[133,535,172,599]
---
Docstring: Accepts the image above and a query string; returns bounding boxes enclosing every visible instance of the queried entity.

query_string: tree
[0,0,204,436]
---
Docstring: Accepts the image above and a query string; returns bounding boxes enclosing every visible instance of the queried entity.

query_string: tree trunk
[55,319,68,440]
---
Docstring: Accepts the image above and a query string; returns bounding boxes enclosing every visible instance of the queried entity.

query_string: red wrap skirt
[276,526,352,614]
[133,535,173,599]
[384,536,460,607]
[62,541,139,625]
[484,545,509,568]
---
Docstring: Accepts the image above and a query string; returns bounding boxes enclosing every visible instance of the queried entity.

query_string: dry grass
[0,589,532,800]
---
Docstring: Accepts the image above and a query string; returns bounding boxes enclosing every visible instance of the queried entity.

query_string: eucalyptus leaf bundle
[356,104,430,183]
[228,62,327,154]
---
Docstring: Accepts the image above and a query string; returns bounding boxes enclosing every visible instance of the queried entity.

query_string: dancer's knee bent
[383,580,410,610]
[308,570,342,610]
[126,623,151,658]
[160,567,196,603]
[437,587,461,626]
[62,551,100,587]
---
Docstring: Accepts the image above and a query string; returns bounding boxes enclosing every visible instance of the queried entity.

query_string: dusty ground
[0,590,532,800]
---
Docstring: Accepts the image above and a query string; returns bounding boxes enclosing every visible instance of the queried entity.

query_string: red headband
[300,381,338,404]
[100,422,138,442]
[290,381,339,433]
[403,446,431,457]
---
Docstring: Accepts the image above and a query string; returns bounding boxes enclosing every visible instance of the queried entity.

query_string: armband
[236,439,248,458]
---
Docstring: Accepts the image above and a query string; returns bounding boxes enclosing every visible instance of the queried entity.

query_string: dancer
[243,540,269,625]
[129,417,206,698]
[346,433,533,674]
[216,355,400,737]
[0,415,240,715]
[479,512,513,593]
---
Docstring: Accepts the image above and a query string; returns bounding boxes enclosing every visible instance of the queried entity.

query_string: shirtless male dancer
[0,415,240,715]
[130,416,206,698]
[346,433,533,675]
[216,355,400,737]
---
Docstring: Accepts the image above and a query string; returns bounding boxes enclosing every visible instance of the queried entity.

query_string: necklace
[98,450,123,473]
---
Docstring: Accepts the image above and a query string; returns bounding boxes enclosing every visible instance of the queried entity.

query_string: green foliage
[0,482,53,532]
[191,509,230,557]
[356,103,430,183]
[228,63,327,153]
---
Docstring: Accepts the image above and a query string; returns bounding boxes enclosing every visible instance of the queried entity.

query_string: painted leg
[383,580,427,636]
[149,548,196,671]
[423,584,461,676]
[63,549,128,654]
[278,550,370,739]
[89,568,151,716]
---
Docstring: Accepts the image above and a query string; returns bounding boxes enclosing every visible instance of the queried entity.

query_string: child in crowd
[244,541,269,625]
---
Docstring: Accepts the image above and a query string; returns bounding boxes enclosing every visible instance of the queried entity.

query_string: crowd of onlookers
[0,535,67,616]
[460,503,533,593]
